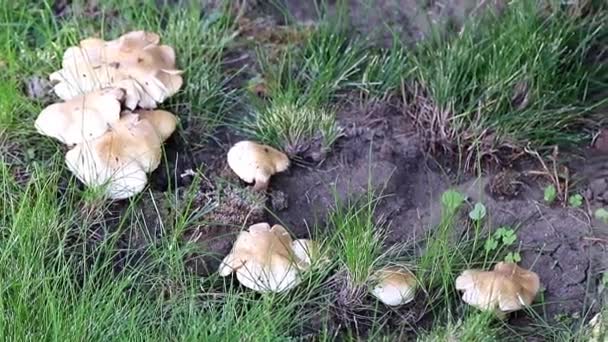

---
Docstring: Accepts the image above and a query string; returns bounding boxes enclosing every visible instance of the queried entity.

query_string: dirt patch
[255,0,505,46]
[270,101,446,241]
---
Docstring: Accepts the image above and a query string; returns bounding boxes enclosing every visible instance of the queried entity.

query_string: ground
[1,0,608,341]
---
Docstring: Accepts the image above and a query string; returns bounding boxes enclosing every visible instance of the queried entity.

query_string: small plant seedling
[441,189,465,214]
[594,208,608,224]
[468,202,487,221]
[602,272,608,287]
[504,251,521,263]
[484,227,517,253]
[544,185,557,203]
[484,237,499,252]
[568,194,583,208]
[495,227,517,246]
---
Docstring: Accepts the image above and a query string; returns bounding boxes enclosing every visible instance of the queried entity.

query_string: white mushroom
[65,110,177,199]
[455,262,540,314]
[35,88,124,145]
[370,265,417,306]
[50,30,183,109]
[227,141,290,191]
[219,223,302,293]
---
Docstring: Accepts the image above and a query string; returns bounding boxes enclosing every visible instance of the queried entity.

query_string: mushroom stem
[253,177,269,192]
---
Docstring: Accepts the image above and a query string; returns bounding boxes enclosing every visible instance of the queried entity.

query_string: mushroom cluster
[35,31,181,199]
[219,223,324,293]
[50,30,182,109]
[455,262,540,315]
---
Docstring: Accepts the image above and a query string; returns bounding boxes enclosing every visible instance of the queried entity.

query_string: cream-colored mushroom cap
[455,262,540,313]
[35,88,124,145]
[227,141,290,191]
[65,110,176,199]
[50,30,183,109]
[135,109,178,141]
[218,223,301,293]
[370,265,417,306]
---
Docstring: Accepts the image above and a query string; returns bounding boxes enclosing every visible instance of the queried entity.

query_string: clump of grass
[242,24,367,156]
[243,99,341,158]
[412,0,608,161]
[357,39,411,100]
[327,193,383,286]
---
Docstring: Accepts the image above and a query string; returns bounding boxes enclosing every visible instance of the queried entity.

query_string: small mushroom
[227,141,290,191]
[218,223,301,293]
[65,110,177,199]
[35,88,124,145]
[455,262,540,314]
[370,265,417,306]
[50,30,183,109]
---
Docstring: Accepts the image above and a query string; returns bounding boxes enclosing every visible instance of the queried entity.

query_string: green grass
[419,311,500,342]
[243,98,342,158]
[412,0,608,158]
[241,24,364,156]
[242,21,409,156]
[327,193,384,286]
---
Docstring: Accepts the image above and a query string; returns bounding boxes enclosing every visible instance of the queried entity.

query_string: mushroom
[226,141,290,191]
[35,88,124,145]
[218,223,302,293]
[370,265,417,306]
[65,109,177,199]
[50,30,183,109]
[455,262,540,314]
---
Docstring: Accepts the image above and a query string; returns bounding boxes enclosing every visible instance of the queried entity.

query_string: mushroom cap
[218,223,301,293]
[65,111,168,199]
[227,141,290,188]
[50,30,183,109]
[135,109,178,141]
[455,262,540,312]
[370,265,417,306]
[35,88,124,145]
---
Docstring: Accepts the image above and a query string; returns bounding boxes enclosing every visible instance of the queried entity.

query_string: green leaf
[501,230,517,245]
[484,237,498,252]
[468,202,487,221]
[441,190,465,214]
[494,227,508,238]
[594,208,608,224]
[544,185,557,203]
[568,194,583,208]
[505,252,521,263]
[602,272,608,286]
